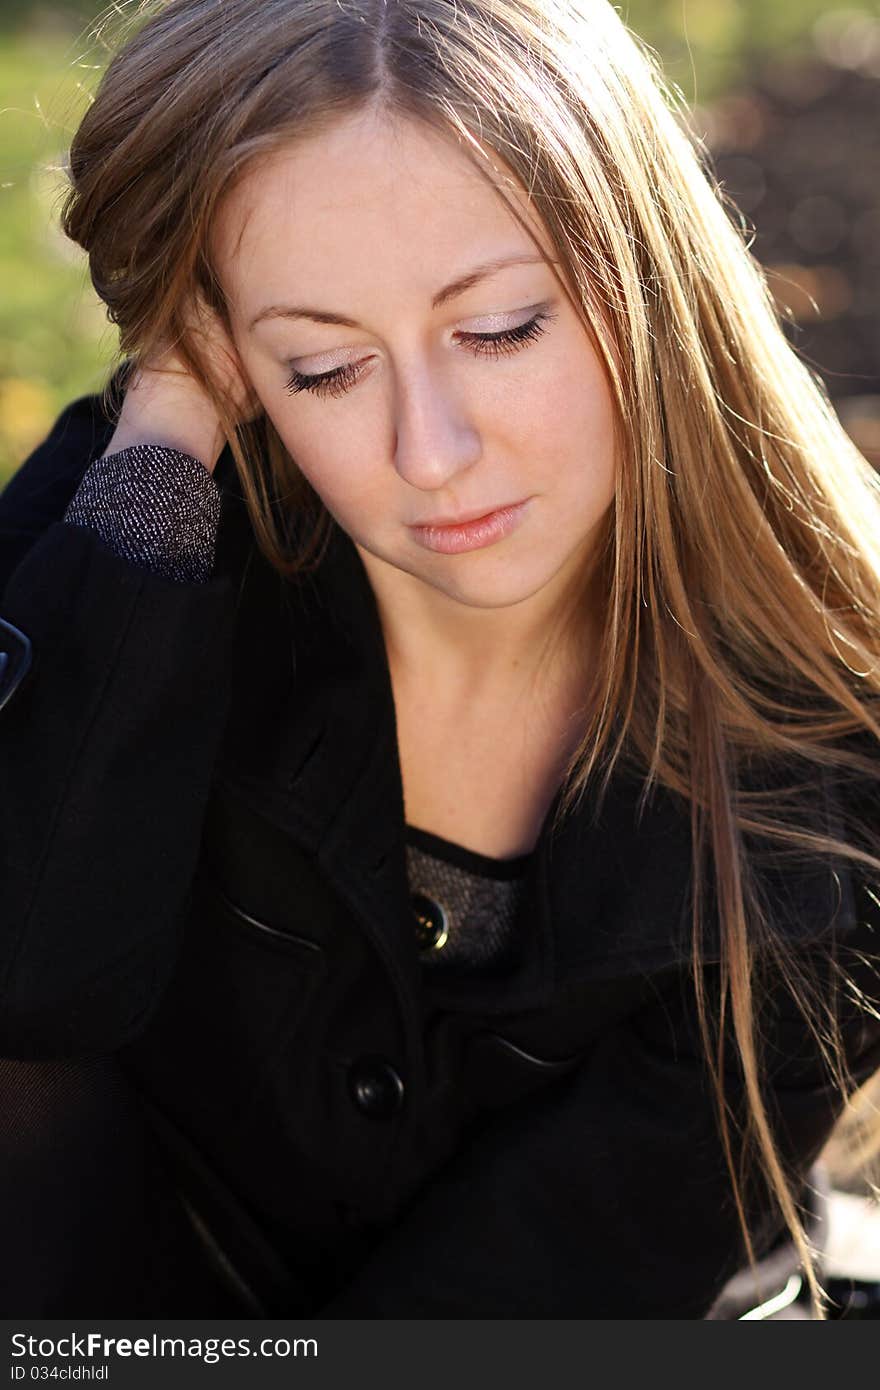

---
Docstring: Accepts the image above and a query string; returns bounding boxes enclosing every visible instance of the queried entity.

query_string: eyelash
[283,309,557,400]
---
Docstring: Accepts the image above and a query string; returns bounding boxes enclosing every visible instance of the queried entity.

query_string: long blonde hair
[62,0,880,1315]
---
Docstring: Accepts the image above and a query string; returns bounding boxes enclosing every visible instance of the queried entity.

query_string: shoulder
[0,380,123,593]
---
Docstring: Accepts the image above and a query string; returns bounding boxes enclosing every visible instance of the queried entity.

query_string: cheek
[255,391,371,508]
[280,442,353,507]
[527,352,618,494]
[272,422,388,532]
[490,311,616,443]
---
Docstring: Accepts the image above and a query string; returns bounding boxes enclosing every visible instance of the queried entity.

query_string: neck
[355,541,601,702]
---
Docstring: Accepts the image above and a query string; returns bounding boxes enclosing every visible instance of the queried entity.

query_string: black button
[347,1056,405,1120]
[412,892,448,952]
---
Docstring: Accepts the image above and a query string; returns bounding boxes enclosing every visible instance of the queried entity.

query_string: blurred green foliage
[0,1,878,481]
[0,10,109,479]
[626,0,880,100]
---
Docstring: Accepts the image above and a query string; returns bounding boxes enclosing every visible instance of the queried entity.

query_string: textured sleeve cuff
[62,444,221,584]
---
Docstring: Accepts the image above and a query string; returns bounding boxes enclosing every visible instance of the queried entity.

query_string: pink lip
[409,498,532,554]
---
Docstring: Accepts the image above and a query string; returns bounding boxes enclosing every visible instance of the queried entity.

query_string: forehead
[211,110,557,306]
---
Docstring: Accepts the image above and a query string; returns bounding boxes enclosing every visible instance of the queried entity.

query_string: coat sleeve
[317,901,880,1319]
[0,394,240,1058]
[62,444,222,584]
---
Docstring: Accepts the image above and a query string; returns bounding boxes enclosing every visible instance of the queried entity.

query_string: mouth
[410,500,523,528]
[407,498,532,555]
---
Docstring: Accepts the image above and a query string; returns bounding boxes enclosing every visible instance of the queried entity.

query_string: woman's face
[213,108,618,613]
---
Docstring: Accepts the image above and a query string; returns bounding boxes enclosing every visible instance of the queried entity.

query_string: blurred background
[0,0,878,481]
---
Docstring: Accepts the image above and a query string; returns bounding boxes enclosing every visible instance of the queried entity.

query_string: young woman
[1,0,879,1319]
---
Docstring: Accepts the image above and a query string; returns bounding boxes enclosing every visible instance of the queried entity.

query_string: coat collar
[212,480,858,1015]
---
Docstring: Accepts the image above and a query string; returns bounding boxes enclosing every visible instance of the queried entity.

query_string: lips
[410,501,524,528]
[407,498,532,555]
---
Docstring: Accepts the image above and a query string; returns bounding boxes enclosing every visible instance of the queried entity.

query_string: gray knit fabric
[63,446,221,584]
[406,841,526,973]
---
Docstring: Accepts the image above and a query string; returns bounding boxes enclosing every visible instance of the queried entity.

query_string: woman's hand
[102,300,260,474]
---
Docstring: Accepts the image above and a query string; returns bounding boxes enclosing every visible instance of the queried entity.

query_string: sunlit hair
[61,0,880,1315]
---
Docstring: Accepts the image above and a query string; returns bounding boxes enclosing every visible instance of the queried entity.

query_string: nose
[392,363,482,492]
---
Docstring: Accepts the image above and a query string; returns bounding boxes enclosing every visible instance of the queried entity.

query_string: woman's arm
[50,354,229,585]
[0,375,242,1059]
[316,902,880,1319]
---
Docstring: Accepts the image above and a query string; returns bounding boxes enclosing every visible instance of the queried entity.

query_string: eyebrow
[249,253,553,331]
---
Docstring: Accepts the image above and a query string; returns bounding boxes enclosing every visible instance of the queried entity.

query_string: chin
[413,560,562,611]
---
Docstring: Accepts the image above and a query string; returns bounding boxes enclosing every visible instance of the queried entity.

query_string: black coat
[1,390,879,1320]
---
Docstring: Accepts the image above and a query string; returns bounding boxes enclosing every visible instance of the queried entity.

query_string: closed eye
[283,309,557,401]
